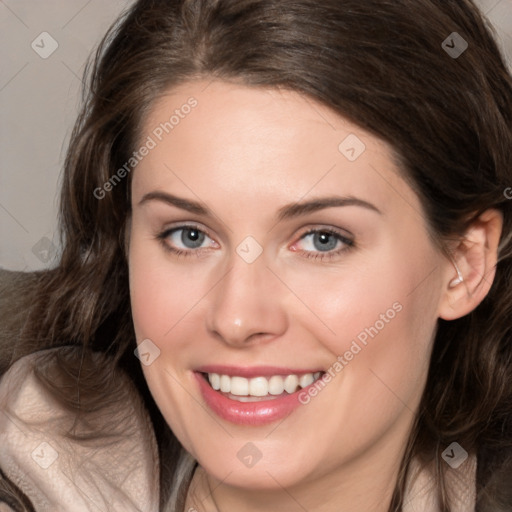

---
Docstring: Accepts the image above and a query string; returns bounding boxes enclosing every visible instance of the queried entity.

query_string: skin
[127,79,502,511]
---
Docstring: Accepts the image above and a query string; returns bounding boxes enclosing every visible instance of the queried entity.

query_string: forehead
[132,79,419,219]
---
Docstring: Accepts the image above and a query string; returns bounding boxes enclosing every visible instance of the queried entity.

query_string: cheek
[287,243,441,406]
[129,230,211,343]
[280,253,441,471]
[128,232,207,447]
[129,251,171,342]
[283,251,438,353]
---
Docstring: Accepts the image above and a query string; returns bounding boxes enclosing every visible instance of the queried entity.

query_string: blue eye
[157,225,354,261]
[303,231,340,252]
[158,225,215,253]
[294,229,354,260]
[175,227,206,249]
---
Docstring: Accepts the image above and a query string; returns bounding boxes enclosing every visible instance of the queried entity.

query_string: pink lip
[194,370,323,426]
[195,365,322,378]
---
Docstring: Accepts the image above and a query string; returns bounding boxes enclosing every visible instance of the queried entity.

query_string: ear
[438,209,503,321]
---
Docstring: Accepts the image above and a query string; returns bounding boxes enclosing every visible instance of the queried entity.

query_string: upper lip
[195,365,324,378]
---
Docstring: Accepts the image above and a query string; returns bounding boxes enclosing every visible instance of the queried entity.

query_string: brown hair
[3,0,512,510]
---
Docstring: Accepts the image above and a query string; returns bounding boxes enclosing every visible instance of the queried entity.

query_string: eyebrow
[276,196,381,220]
[138,191,382,220]
[139,191,208,215]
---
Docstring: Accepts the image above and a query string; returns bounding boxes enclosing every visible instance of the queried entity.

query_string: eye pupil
[187,229,199,241]
[313,231,338,251]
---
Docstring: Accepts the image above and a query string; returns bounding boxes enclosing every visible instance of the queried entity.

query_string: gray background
[1,0,511,271]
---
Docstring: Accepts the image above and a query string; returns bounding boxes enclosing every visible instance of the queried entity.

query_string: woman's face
[128,80,451,494]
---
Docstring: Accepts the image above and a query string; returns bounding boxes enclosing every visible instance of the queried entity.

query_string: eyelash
[156,224,355,261]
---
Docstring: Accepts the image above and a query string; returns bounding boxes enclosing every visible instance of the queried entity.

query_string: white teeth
[299,373,314,388]
[268,375,285,395]
[206,372,322,397]
[249,377,268,397]
[209,373,220,391]
[230,376,249,396]
[283,375,299,394]
[220,374,231,393]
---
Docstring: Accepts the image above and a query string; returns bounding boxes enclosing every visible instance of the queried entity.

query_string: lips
[194,365,325,425]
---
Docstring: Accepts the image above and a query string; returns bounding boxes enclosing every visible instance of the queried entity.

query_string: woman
[1,0,511,510]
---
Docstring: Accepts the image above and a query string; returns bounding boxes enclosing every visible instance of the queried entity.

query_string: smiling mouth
[200,371,324,402]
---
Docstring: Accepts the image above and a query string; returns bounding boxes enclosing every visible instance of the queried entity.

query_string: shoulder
[0,346,160,512]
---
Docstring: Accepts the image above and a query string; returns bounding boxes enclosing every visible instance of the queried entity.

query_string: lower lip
[195,373,312,426]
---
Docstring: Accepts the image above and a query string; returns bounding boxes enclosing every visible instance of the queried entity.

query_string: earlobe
[438,209,503,321]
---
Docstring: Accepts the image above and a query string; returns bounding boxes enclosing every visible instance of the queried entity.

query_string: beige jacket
[0,349,476,511]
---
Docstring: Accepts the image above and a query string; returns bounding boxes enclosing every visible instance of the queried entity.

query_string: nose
[205,254,288,347]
